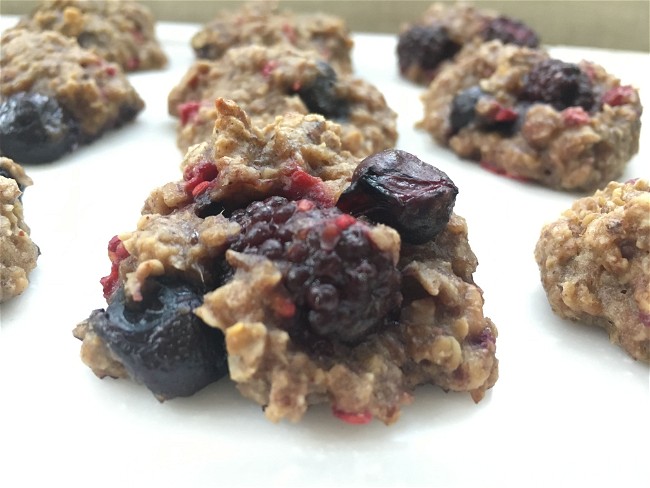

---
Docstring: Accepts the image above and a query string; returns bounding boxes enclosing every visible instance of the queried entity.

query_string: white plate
[1,19,648,488]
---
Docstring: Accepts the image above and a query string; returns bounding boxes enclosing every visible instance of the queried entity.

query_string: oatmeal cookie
[17,0,167,72]
[0,158,39,303]
[191,1,353,75]
[535,179,650,363]
[73,101,498,424]
[419,40,642,191]
[397,2,539,84]
[0,28,144,164]
[168,44,397,158]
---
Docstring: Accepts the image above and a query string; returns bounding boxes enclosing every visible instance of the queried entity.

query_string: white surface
[1,19,648,488]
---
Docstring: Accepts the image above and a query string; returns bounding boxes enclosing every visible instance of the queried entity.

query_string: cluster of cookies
[397,3,647,362]
[1,1,646,428]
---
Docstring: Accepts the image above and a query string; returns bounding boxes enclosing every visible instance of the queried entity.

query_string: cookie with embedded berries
[0,158,40,303]
[397,2,540,85]
[73,100,498,424]
[16,0,167,72]
[191,1,353,75]
[168,44,397,158]
[419,40,642,191]
[535,179,650,363]
[0,28,144,164]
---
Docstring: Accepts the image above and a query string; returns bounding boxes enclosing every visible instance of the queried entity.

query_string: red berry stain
[270,295,297,318]
[281,167,334,207]
[126,57,140,71]
[132,29,145,44]
[485,102,518,123]
[332,407,373,425]
[261,60,279,78]
[178,101,202,126]
[99,235,130,300]
[105,65,117,77]
[184,161,218,195]
[281,23,297,44]
[640,312,650,328]
[562,106,590,127]
[602,85,635,107]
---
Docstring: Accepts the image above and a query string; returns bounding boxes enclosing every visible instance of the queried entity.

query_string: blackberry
[337,149,458,244]
[91,277,228,400]
[397,25,461,74]
[520,59,596,111]
[482,16,540,48]
[294,61,350,120]
[0,92,79,164]
[230,196,402,344]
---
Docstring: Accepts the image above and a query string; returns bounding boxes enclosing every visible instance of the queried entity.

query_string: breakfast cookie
[168,44,397,158]
[419,40,642,191]
[397,2,540,84]
[16,0,167,72]
[0,28,144,164]
[73,100,498,425]
[0,158,40,303]
[535,179,650,363]
[191,1,353,75]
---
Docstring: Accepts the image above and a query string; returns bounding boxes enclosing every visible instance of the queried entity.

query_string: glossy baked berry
[482,16,540,48]
[294,61,349,119]
[91,278,228,400]
[0,92,78,164]
[337,149,458,244]
[230,196,402,344]
[520,59,596,111]
[397,25,461,74]
[449,86,484,134]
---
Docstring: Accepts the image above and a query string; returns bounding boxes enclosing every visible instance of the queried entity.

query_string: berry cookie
[16,0,167,72]
[73,100,498,424]
[191,1,353,75]
[535,179,650,363]
[0,158,39,303]
[397,2,539,84]
[419,40,642,191]
[0,28,144,164]
[168,44,397,158]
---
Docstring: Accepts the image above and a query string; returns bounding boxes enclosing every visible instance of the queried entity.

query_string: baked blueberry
[293,61,350,119]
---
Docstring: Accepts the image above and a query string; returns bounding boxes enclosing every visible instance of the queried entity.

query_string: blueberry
[294,61,349,120]
[336,149,458,245]
[449,86,484,134]
[91,278,228,400]
[0,92,79,164]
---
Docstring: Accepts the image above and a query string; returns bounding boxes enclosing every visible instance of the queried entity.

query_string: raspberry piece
[337,149,458,244]
[100,235,130,300]
[602,85,636,107]
[230,196,402,344]
[482,16,540,48]
[90,278,228,400]
[520,59,596,111]
[178,101,202,126]
[562,107,591,127]
[0,92,79,164]
[397,25,461,75]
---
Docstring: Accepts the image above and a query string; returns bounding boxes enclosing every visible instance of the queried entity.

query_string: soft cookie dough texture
[17,0,167,72]
[0,158,39,303]
[535,179,650,362]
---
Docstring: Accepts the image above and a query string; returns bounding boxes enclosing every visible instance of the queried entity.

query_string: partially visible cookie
[17,0,167,72]
[419,40,642,191]
[168,44,397,158]
[0,158,39,303]
[191,1,354,75]
[397,2,539,84]
[0,28,144,164]
[535,179,650,362]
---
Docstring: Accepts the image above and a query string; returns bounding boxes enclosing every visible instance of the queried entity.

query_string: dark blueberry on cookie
[520,59,596,111]
[230,196,402,344]
[482,16,540,48]
[294,61,350,119]
[449,86,484,134]
[90,278,228,400]
[337,149,458,245]
[397,25,461,75]
[0,92,79,164]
